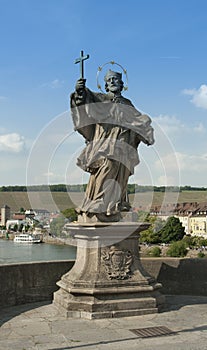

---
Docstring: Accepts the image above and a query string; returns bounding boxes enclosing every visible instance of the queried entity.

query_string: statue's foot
[97,212,121,222]
[77,212,121,223]
[118,202,131,212]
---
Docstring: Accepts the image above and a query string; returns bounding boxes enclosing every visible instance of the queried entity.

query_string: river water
[0,239,76,265]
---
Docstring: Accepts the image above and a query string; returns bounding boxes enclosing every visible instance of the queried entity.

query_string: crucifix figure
[71,52,154,223]
[74,50,90,79]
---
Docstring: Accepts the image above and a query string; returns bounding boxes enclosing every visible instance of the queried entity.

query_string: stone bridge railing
[1,258,207,308]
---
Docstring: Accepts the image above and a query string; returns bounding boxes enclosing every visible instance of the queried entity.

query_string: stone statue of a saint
[70,68,154,222]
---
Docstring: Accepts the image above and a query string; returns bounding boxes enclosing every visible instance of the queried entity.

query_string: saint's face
[106,75,121,94]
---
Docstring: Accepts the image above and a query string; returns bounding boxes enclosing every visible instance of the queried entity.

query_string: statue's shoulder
[85,89,106,102]
[93,91,106,102]
[121,96,134,106]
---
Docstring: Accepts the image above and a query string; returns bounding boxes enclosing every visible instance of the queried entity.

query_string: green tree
[13,224,18,232]
[19,223,24,232]
[158,216,185,244]
[24,224,30,232]
[182,234,194,248]
[182,235,207,249]
[139,216,165,244]
[61,208,78,222]
[197,238,207,247]
[137,211,150,222]
[166,241,188,257]
[50,215,66,236]
[127,184,135,194]
[197,252,205,258]
[148,246,161,257]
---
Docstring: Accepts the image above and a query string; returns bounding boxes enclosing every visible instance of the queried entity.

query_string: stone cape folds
[70,88,154,217]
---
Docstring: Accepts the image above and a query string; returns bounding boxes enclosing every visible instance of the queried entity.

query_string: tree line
[0,184,207,193]
[0,184,87,192]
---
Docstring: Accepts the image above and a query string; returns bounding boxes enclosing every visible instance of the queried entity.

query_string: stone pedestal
[53,222,165,319]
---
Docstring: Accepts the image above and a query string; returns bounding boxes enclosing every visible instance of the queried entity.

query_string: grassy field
[0,190,207,213]
[0,191,83,213]
[131,190,207,208]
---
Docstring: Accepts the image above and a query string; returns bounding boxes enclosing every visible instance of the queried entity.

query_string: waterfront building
[150,202,207,237]
[6,219,25,230]
[189,203,207,237]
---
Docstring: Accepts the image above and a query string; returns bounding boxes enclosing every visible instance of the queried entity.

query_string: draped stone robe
[70,88,154,219]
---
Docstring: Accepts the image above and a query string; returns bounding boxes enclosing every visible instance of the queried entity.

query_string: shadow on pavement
[163,295,207,312]
[48,324,207,350]
[0,300,50,326]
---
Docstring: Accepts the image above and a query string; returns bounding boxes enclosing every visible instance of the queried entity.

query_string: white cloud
[155,152,179,172]
[193,122,206,133]
[153,151,207,186]
[183,84,207,110]
[156,175,178,186]
[41,79,64,89]
[50,79,64,88]
[153,115,185,135]
[155,151,207,172]
[175,152,207,172]
[0,133,25,153]
[0,96,7,100]
[153,115,207,147]
[43,171,55,177]
[147,114,207,186]
[42,171,66,183]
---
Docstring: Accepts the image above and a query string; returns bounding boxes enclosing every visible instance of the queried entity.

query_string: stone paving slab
[1,296,207,350]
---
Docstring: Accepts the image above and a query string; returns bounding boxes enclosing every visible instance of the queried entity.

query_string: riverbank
[0,234,204,259]
[0,239,76,265]
[0,233,70,245]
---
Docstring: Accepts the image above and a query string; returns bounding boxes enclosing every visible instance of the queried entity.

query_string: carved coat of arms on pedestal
[102,245,133,280]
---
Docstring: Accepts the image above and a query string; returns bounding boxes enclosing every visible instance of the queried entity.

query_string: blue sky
[1,0,207,187]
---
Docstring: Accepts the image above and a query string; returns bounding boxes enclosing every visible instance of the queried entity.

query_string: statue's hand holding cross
[74,50,89,93]
[75,50,89,79]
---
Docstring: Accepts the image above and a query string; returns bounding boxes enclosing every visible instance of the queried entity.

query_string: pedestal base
[53,223,165,319]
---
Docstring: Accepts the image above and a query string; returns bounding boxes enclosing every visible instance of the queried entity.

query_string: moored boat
[14,233,42,244]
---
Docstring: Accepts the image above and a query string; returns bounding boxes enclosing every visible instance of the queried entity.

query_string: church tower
[1,205,11,226]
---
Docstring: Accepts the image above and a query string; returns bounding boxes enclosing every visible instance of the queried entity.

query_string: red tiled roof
[13,214,25,220]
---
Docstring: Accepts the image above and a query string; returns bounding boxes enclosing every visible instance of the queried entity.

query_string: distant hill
[0,189,207,213]
[0,191,83,213]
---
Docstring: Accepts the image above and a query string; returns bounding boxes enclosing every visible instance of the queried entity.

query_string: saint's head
[104,70,124,94]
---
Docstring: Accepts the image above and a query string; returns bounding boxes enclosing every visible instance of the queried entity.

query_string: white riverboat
[14,233,42,244]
